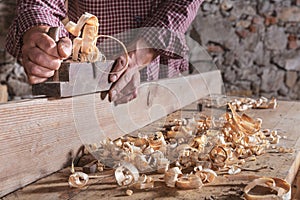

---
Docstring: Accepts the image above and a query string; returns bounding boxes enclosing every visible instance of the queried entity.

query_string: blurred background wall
[0,0,300,100]
[0,1,30,100]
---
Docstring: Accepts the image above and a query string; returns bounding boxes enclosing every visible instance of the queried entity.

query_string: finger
[132,71,141,88]
[114,89,138,105]
[57,37,72,59]
[23,59,55,78]
[109,56,128,82]
[109,69,136,102]
[35,33,60,58]
[27,75,49,84]
[23,46,61,70]
[111,72,140,103]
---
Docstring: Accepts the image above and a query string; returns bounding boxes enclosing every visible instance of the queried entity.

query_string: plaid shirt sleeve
[140,0,203,59]
[5,0,203,81]
[5,0,68,58]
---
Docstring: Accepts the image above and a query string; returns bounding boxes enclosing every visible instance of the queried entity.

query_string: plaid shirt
[6,0,203,80]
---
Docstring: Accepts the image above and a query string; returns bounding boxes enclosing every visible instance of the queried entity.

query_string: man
[6,0,203,104]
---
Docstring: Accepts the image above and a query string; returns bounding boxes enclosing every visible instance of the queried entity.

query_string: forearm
[6,0,68,58]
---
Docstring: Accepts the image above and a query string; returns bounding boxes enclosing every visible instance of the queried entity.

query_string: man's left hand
[108,39,157,104]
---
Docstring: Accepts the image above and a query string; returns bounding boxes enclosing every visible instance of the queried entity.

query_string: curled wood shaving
[133,174,154,189]
[228,166,241,175]
[65,12,129,70]
[194,167,217,184]
[126,189,133,196]
[176,174,203,190]
[278,147,294,153]
[149,132,166,150]
[68,172,89,188]
[209,146,228,169]
[115,162,139,186]
[164,166,215,189]
[68,159,114,189]
[164,167,183,187]
[244,177,291,200]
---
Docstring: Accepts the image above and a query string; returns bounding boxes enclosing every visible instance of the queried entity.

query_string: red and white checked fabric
[6,0,203,80]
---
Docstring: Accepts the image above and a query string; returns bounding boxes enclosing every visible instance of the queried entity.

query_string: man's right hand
[21,25,72,84]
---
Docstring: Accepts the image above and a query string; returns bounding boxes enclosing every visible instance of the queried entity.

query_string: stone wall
[0,1,32,100]
[0,1,300,100]
[188,0,300,100]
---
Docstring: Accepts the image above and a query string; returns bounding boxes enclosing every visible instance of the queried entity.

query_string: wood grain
[0,70,222,197]
[3,100,300,199]
[0,84,8,103]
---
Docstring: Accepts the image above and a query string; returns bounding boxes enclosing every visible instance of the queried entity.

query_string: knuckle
[47,70,55,77]
[34,53,44,65]
[51,60,61,70]
[39,35,54,48]
[34,54,60,70]
[58,41,72,58]
[29,65,40,75]
[28,76,39,84]
[132,92,137,99]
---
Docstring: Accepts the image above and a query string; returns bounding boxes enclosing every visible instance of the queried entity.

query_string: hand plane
[32,60,114,97]
[32,27,114,98]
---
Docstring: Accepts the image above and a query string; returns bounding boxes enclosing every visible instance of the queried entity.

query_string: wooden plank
[0,70,222,197]
[3,100,300,199]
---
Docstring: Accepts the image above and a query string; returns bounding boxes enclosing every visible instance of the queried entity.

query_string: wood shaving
[68,172,89,188]
[164,167,183,187]
[126,189,133,196]
[229,97,278,112]
[133,174,154,189]
[115,162,139,186]
[244,177,291,199]
[65,12,129,70]
[67,97,292,198]
[176,174,203,190]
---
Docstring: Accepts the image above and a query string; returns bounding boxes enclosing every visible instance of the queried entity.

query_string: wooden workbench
[0,71,222,197]
[2,100,300,199]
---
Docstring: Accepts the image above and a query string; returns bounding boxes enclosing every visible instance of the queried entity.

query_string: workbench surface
[3,100,300,200]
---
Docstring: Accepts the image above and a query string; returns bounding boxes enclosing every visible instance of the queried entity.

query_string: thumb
[57,37,72,59]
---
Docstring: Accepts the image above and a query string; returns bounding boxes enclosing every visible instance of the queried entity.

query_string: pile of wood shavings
[202,96,277,112]
[68,97,293,197]
[229,96,277,111]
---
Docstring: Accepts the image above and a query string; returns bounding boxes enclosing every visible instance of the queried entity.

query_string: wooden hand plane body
[32,60,114,97]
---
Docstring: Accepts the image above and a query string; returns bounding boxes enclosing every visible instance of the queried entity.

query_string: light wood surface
[0,71,222,197]
[2,100,300,199]
[0,84,8,103]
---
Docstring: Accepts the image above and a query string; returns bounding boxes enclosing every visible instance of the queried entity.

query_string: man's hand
[108,39,157,104]
[22,25,72,84]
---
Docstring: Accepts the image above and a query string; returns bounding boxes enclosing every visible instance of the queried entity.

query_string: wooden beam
[0,71,222,197]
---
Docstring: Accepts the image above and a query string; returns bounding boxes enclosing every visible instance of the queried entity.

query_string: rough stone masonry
[0,0,300,100]
[187,0,300,100]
